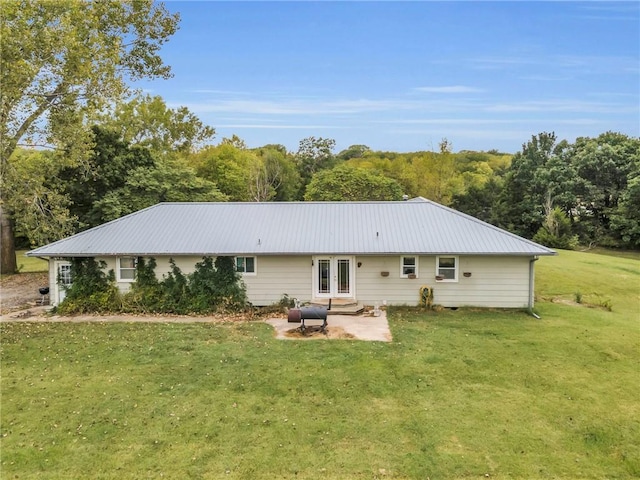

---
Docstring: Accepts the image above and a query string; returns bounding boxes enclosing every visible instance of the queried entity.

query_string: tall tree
[95,94,215,155]
[499,132,579,238]
[0,0,179,273]
[295,136,337,197]
[248,146,300,202]
[191,144,255,201]
[570,132,640,246]
[55,126,156,229]
[413,139,462,205]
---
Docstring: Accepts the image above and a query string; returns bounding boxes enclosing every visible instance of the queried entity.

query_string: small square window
[436,256,458,282]
[401,256,418,278]
[236,256,256,275]
[118,256,137,282]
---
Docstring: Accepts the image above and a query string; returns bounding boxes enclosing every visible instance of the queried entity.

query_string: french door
[314,256,355,299]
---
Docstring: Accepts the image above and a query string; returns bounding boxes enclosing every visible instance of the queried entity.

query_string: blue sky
[140,1,640,153]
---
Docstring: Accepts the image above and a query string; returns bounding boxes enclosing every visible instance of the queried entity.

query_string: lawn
[15,250,48,273]
[1,250,638,479]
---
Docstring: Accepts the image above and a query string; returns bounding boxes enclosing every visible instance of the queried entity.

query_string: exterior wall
[430,256,532,308]
[355,255,434,306]
[51,254,533,309]
[355,255,532,308]
[108,255,313,307]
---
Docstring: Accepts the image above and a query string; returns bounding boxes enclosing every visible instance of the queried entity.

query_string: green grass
[15,250,48,273]
[1,250,639,479]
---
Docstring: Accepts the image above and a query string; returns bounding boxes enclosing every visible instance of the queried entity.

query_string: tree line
[2,1,638,274]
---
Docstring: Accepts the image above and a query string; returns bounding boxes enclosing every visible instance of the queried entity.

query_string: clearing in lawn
[0,249,638,479]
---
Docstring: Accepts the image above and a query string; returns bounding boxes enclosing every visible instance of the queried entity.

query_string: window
[58,263,73,286]
[436,256,458,282]
[236,256,256,275]
[118,256,137,282]
[401,256,418,278]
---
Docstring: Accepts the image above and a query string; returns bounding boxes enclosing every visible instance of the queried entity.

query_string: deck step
[310,299,365,315]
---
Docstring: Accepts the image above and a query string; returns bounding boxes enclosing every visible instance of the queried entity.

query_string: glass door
[314,256,354,298]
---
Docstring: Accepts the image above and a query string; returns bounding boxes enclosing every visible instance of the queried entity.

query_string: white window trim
[117,256,137,283]
[436,255,459,282]
[400,255,419,278]
[236,256,257,276]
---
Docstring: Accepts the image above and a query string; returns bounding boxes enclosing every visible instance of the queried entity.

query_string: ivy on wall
[56,256,247,315]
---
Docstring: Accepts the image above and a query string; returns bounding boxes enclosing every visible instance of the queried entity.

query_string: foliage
[336,144,371,161]
[499,132,581,238]
[610,172,640,248]
[93,157,226,222]
[55,126,156,228]
[56,258,120,314]
[94,94,215,155]
[123,257,247,314]
[0,0,179,273]
[4,149,76,247]
[533,206,579,249]
[304,164,404,201]
[187,256,247,313]
[248,146,300,201]
[295,136,338,195]
[413,138,463,204]
[451,177,503,225]
[571,132,640,247]
[191,144,256,201]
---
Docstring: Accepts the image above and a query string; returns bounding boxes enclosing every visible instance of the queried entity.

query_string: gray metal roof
[27,198,556,257]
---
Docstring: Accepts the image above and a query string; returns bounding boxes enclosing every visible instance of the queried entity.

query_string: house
[27,198,555,309]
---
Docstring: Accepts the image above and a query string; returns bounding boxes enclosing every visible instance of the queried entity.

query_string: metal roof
[27,199,556,257]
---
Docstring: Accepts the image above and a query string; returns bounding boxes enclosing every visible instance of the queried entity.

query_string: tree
[0,0,179,273]
[304,164,404,201]
[93,159,226,222]
[337,144,371,161]
[248,147,300,202]
[451,177,504,225]
[95,94,215,155]
[191,144,256,201]
[413,139,462,205]
[220,134,248,150]
[610,172,640,248]
[570,132,640,246]
[3,149,76,248]
[499,132,580,238]
[55,126,155,229]
[295,136,337,196]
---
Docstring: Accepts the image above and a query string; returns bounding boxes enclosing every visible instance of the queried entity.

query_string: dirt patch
[284,325,356,340]
[0,272,49,314]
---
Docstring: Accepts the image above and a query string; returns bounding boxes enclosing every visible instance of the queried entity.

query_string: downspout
[528,256,540,319]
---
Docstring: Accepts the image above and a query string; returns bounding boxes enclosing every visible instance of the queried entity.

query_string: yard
[1,250,638,479]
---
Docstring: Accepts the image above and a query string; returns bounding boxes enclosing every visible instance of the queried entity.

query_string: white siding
[355,256,434,306]
[433,256,531,308]
[355,255,532,308]
[78,254,532,309]
[105,255,312,307]
[240,256,312,306]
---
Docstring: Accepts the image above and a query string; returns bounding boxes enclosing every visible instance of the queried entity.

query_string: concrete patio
[265,311,392,342]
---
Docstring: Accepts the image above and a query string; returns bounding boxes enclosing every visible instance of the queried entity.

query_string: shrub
[56,258,120,314]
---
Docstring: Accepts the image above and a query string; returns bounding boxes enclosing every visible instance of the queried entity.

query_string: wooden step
[310,298,365,315]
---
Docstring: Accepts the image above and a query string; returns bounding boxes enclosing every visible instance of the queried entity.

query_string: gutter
[528,256,540,319]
